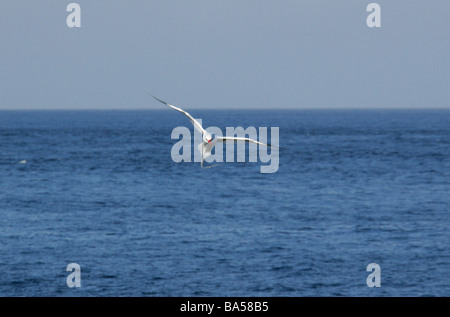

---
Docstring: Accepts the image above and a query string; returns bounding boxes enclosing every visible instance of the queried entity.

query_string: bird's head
[205,134,213,143]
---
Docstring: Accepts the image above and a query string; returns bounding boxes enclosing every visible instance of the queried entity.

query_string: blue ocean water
[0,109,448,297]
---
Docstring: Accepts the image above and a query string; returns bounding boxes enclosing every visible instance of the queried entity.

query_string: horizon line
[0,107,449,111]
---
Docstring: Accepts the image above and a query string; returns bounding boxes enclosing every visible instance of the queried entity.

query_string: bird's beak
[208,140,211,143]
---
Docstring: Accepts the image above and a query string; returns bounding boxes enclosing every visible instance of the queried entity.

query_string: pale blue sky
[0,1,449,109]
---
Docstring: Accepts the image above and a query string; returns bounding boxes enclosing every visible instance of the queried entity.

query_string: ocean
[0,109,448,296]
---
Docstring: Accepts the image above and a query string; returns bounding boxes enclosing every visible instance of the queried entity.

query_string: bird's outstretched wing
[151,95,206,135]
[216,136,277,148]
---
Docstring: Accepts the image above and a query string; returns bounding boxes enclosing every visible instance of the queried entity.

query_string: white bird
[152,95,273,168]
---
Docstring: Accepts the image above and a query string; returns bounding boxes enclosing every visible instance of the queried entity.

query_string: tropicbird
[152,95,273,168]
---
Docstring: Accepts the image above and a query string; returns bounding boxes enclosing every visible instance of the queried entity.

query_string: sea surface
[0,109,448,296]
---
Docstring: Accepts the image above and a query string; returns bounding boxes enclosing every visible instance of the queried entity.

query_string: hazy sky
[0,1,449,109]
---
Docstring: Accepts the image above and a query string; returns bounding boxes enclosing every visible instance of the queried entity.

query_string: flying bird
[151,95,273,168]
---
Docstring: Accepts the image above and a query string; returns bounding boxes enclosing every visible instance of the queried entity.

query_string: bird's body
[152,95,273,168]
